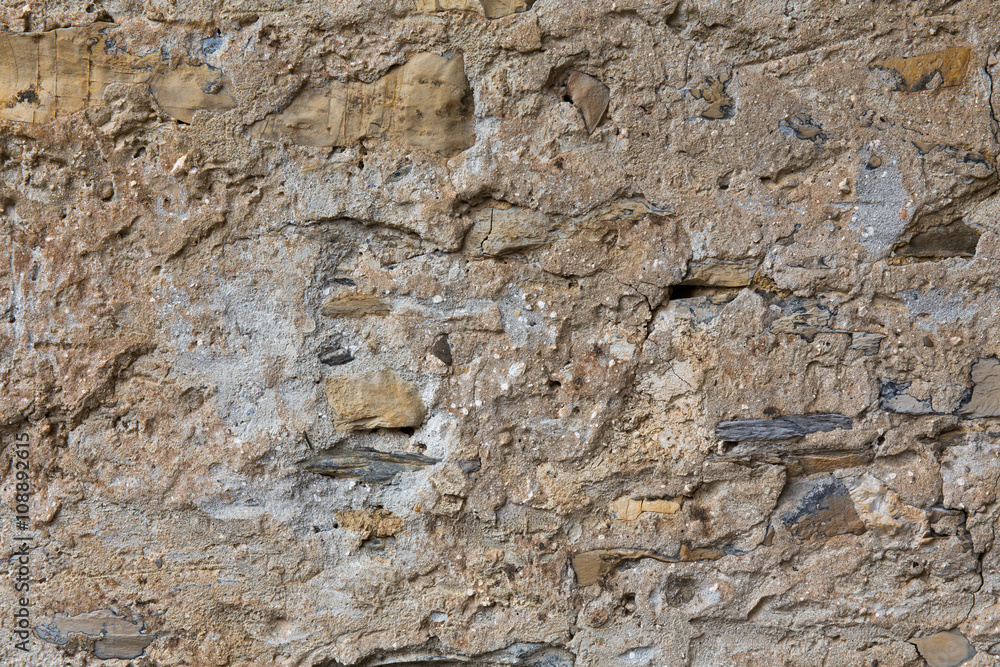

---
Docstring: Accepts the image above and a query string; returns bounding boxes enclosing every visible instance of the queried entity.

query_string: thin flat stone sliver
[716,413,852,441]
[301,448,440,483]
[34,610,155,660]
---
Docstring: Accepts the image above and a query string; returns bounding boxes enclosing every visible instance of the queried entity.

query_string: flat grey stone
[301,448,440,483]
[716,413,852,441]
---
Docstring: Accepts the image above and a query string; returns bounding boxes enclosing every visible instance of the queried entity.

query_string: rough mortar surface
[1,1,1000,666]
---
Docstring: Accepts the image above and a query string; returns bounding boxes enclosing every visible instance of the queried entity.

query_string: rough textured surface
[2,1,1000,665]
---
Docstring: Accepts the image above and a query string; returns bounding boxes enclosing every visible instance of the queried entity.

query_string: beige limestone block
[875,47,972,92]
[320,294,390,317]
[254,52,473,155]
[0,24,236,124]
[413,0,532,18]
[611,496,682,520]
[324,369,426,430]
[611,496,643,521]
[911,630,975,667]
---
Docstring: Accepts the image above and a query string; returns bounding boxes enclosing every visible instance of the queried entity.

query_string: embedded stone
[716,414,852,441]
[0,25,236,124]
[611,496,682,520]
[880,380,935,415]
[691,73,733,119]
[681,259,758,287]
[849,331,886,355]
[778,477,866,542]
[431,334,453,365]
[566,71,610,133]
[35,610,155,660]
[479,206,551,255]
[875,48,972,92]
[795,451,872,475]
[911,630,975,667]
[254,52,473,155]
[320,294,390,318]
[571,546,723,586]
[301,448,439,482]
[959,358,1000,418]
[894,220,980,259]
[324,370,426,430]
[413,0,532,18]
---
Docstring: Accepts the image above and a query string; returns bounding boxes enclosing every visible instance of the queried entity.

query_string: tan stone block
[876,48,972,92]
[320,294,390,318]
[566,71,610,133]
[254,52,473,155]
[912,630,976,667]
[0,24,236,124]
[324,370,426,430]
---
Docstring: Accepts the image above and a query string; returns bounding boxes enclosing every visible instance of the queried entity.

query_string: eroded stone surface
[4,2,1000,666]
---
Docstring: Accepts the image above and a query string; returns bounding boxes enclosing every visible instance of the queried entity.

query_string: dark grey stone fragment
[778,476,866,541]
[880,380,934,414]
[301,448,439,483]
[431,334,452,365]
[894,219,980,259]
[319,348,353,366]
[360,641,575,666]
[716,413,852,441]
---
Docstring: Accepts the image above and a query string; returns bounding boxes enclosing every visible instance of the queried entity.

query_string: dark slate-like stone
[364,642,576,667]
[319,348,354,366]
[880,379,934,414]
[301,448,439,483]
[778,476,866,541]
[715,413,852,441]
[431,334,453,365]
[894,219,980,259]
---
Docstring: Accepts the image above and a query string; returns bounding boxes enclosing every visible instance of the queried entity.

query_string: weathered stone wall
[1,1,999,665]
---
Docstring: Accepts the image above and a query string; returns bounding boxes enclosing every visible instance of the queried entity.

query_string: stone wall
[1,1,999,665]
